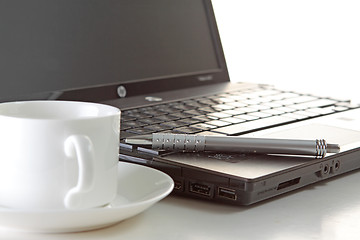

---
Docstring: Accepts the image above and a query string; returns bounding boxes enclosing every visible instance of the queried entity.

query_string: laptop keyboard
[120,86,354,141]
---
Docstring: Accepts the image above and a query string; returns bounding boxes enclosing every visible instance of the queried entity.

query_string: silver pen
[125,133,340,158]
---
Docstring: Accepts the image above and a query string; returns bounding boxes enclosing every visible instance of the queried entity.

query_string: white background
[212,0,360,102]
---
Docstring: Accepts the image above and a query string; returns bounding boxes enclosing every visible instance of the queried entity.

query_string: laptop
[1,0,360,205]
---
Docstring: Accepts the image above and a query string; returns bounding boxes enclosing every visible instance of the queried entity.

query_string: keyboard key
[160,121,188,128]
[222,117,246,124]
[281,112,309,120]
[121,115,137,122]
[289,99,336,111]
[192,123,218,131]
[120,125,132,131]
[292,110,322,117]
[192,115,219,122]
[218,97,236,103]
[198,99,216,105]
[124,112,152,119]
[221,109,246,116]
[227,102,248,108]
[197,131,226,136]
[334,105,354,111]
[205,120,232,127]
[180,118,202,125]
[227,96,247,101]
[234,114,260,121]
[304,99,337,108]
[184,109,209,116]
[236,107,261,113]
[156,115,180,121]
[249,111,273,118]
[306,107,336,115]
[198,107,216,113]
[120,130,139,140]
[267,92,300,101]
[242,99,263,105]
[169,112,195,119]
[212,116,294,135]
[207,98,223,104]
[262,101,284,108]
[274,96,316,106]
[121,121,147,129]
[172,104,196,111]
[142,109,167,116]
[289,103,309,110]
[144,124,172,132]
[184,101,204,108]
[207,112,232,119]
[126,128,154,135]
[273,106,296,113]
[254,89,281,96]
[154,105,179,114]
[138,118,164,125]
[262,109,286,115]
[173,127,201,134]
[213,104,235,110]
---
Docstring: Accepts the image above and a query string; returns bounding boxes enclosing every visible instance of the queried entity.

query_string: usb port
[189,182,211,197]
[218,187,237,201]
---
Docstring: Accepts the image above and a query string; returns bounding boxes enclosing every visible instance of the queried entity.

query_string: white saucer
[0,162,174,233]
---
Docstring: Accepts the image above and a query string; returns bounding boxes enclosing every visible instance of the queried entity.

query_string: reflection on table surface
[1,169,360,240]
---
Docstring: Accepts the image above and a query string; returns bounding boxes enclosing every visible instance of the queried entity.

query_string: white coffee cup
[0,101,120,210]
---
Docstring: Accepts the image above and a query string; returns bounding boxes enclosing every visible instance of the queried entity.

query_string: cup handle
[64,135,95,209]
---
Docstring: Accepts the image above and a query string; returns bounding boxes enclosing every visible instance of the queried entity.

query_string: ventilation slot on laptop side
[277,177,301,190]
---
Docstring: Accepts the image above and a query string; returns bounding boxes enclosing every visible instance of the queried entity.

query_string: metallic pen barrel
[150,133,340,158]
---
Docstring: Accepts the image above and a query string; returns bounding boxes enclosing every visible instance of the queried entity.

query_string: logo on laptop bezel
[197,75,214,81]
[117,86,127,98]
[145,96,163,102]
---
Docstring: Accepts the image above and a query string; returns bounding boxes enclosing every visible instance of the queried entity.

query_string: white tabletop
[1,168,360,240]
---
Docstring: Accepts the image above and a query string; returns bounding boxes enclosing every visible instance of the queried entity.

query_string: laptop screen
[0,0,228,102]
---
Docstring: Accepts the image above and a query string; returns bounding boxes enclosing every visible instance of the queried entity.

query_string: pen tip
[327,143,340,153]
[124,135,153,145]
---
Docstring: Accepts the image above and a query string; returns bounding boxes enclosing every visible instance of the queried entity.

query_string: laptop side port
[332,159,341,173]
[277,177,301,190]
[174,180,183,191]
[218,187,237,201]
[317,162,332,177]
[323,163,330,175]
[189,182,212,197]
